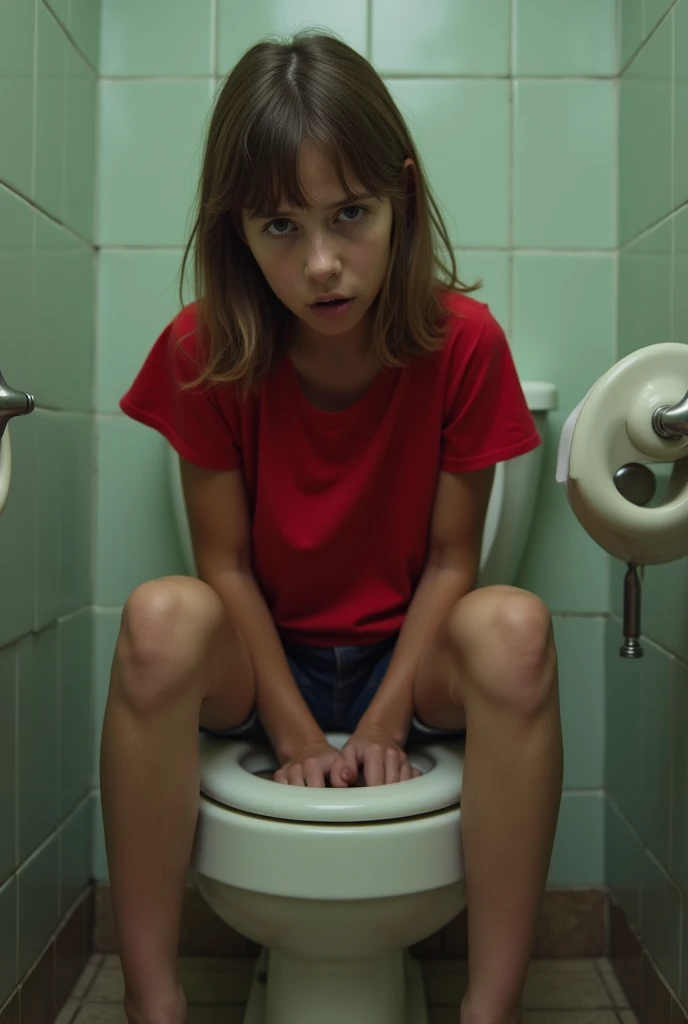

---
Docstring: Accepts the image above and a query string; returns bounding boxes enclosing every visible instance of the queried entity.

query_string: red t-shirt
[120,289,540,647]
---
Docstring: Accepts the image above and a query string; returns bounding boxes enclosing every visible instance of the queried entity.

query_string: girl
[102,30,563,1024]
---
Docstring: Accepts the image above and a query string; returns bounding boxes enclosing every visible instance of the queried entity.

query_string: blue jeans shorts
[202,632,466,748]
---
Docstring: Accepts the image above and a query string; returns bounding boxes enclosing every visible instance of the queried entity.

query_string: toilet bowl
[168,379,557,1023]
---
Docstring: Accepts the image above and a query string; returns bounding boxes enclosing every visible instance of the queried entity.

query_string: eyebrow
[251,192,377,219]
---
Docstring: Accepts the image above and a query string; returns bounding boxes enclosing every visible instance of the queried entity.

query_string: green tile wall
[606,0,688,1013]
[0,0,98,1010]
[93,0,619,898]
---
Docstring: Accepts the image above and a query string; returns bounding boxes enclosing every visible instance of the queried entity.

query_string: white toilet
[168,379,557,1024]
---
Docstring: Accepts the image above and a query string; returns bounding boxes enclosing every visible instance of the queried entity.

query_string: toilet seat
[199,732,464,823]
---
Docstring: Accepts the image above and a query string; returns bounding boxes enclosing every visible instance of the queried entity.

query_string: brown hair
[179,29,480,399]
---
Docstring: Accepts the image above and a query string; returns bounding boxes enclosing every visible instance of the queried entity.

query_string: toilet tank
[478,381,557,587]
[169,379,557,586]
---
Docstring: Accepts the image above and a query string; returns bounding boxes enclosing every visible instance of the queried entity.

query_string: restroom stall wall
[605,0,688,1010]
[0,0,100,1012]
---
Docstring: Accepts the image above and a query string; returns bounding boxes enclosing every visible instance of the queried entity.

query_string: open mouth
[312,298,351,307]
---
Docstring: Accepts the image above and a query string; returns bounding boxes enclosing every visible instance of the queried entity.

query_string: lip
[309,297,355,320]
[310,293,351,305]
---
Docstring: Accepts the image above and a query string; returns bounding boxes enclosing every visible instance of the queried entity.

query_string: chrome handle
[0,368,34,441]
[652,388,688,439]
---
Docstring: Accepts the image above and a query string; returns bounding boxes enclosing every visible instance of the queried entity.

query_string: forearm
[359,564,475,745]
[203,568,325,762]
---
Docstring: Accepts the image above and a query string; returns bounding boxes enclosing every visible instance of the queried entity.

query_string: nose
[304,231,342,281]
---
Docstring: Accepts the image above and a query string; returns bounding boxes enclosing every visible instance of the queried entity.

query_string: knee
[114,576,225,710]
[446,586,556,716]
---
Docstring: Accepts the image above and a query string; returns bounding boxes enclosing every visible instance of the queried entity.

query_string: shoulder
[435,289,509,370]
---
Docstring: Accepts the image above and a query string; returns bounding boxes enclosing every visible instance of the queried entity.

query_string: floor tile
[73,1008,127,1023]
[595,958,629,1007]
[54,999,79,1024]
[71,956,103,999]
[523,961,611,1010]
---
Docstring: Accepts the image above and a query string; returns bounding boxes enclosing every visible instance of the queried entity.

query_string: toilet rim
[198,733,465,823]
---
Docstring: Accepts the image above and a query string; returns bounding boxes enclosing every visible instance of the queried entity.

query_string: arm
[358,465,495,746]
[179,456,326,763]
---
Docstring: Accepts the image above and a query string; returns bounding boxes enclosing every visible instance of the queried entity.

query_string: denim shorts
[201,632,466,748]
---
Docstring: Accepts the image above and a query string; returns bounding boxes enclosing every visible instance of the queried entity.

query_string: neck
[289,313,375,369]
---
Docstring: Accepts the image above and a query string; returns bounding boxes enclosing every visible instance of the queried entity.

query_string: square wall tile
[34,1,68,222]
[60,611,93,818]
[33,215,94,412]
[59,799,93,916]
[514,0,617,76]
[671,660,688,895]
[45,0,68,28]
[621,0,645,69]
[618,218,672,357]
[605,616,643,835]
[386,79,509,249]
[675,206,688,342]
[513,80,616,250]
[0,185,34,402]
[97,79,212,247]
[646,0,676,36]
[97,250,188,413]
[641,558,688,664]
[101,0,213,76]
[636,641,673,870]
[0,876,17,1006]
[0,0,35,196]
[95,416,186,607]
[58,414,93,615]
[64,48,97,241]
[92,792,108,881]
[17,629,60,862]
[0,411,36,648]
[511,253,615,613]
[552,617,605,790]
[69,0,101,70]
[217,0,368,74]
[17,835,60,979]
[606,798,643,933]
[92,609,122,786]
[454,251,509,338]
[372,0,510,75]
[640,851,682,996]
[619,15,672,243]
[35,412,62,629]
[676,1,688,209]
[548,792,604,886]
[0,646,17,886]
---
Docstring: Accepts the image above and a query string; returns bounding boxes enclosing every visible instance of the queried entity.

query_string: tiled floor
[54,955,638,1023]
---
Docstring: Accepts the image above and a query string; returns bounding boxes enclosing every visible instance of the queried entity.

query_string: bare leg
[413,586,563,1024]
[100,577,253,1024]
[454,590,563,1024]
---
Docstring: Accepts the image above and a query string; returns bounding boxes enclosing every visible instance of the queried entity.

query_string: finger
[302,757,326,788]
[399,757,412,782]
[412,766,422,778]
[342,744,359,785]
[273,768,289,784]
[364,744,386,787]
[329,755,349,788]
[289,764,305,787]
[385,747,401,785]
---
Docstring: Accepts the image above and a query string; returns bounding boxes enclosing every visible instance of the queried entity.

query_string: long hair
[178,30,480,398]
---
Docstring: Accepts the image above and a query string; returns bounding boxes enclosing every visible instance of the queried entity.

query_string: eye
[263,205,369,238]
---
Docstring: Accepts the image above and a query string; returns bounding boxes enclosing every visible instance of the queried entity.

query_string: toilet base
[243,946,429,1023]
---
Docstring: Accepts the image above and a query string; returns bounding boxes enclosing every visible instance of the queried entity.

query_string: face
[240,143,411,354]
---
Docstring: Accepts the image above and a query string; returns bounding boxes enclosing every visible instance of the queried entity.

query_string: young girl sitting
[101,29,563,1024]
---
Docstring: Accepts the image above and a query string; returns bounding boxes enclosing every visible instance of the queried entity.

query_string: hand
[273,740,358,788]
[330,724,422,787]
